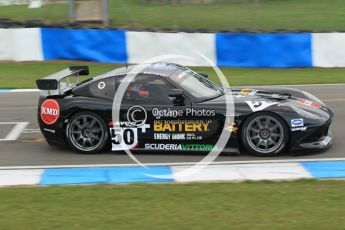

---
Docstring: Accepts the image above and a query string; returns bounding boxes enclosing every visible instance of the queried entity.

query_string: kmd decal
[40,99,60,125]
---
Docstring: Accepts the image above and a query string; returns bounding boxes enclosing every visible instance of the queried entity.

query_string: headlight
[292,106,324,120]
[302,91,325,106]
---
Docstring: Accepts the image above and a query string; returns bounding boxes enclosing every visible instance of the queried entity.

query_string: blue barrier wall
[41,28,127,63]
[216,33,312,68]
[35,28,320,68]
[2,29,345,68]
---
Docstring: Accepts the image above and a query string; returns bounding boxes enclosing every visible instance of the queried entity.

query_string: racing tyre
[241,112,289,157]
[66,111,109,154]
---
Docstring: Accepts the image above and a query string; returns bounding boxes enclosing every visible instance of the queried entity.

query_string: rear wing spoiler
[36,66,89,94]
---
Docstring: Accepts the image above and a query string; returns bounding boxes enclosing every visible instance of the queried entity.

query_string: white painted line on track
[1,157,345,170]
[243,83,345,87]
[277,83,345,87]
[10,89,40,93]
[0,89,40,93]
[322,98,345,102]
[0,107,37,110]
[0,122,29,141]
[22,129,41,134]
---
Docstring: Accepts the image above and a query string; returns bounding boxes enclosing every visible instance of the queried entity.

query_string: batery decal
[153,122,209,132]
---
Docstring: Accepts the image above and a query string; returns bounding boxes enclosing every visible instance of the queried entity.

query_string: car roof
[93,62,188,80]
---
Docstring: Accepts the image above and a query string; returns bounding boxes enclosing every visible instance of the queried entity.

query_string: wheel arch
[63,110,111,153]
[237,110,292,154]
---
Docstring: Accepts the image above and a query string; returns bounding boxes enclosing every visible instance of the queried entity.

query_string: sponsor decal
[40,99,60,125]
[172,133,186,140]
[291,118,304,127]
[154,133,186,140]
[115,72,169,80]
[226,122,238,134]
[98,81,105,89]
[239,88,257,96]
[111,124,150,151]
[154,122,209,132]
[291,127,307,132]
[186,133,202,140]
[127,105,147,127]
[246,101,277,112]
[150,62,176,70]
[145,143,214,151]
[322,135,332,146]
[43,128,56,134]
[152,108,215,119]
[153,120,211,140]
[298,99,321,109]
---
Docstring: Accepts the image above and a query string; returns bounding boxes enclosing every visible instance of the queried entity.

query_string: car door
[136,75,215,152]
[111,74,192,151]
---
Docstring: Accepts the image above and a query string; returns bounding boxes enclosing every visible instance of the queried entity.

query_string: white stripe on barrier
[0,169,44,186]
[9,89,40,93]
[171,163,313,182]
[312,33,345,67]
[0,28,43,61]
[126,31,216,66]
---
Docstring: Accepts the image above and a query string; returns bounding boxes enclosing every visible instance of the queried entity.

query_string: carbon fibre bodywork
[37,63,334,155]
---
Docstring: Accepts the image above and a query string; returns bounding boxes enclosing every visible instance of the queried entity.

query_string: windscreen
[171,70,224,100]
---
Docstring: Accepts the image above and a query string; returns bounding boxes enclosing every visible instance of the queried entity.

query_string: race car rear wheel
[66,111,109,154]
[241,112,289,157]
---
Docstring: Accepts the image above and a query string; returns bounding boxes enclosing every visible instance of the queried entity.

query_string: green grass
[2,0,345,32]
[0,3,67,22]
[0,61,115,89]
[1,61,345,89]
[0,180,345,229]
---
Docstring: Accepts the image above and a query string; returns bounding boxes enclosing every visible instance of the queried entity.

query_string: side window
[89,77,115,99]
[117,75,175,104]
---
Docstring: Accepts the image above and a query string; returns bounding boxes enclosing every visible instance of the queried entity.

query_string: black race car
[36,63,334,156]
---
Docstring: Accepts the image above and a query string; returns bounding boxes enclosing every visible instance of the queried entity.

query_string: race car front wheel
[66,111,109,154]
[241,112,289,157]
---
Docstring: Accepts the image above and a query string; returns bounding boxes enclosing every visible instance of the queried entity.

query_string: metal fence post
[102,0,109,26]
[68,0,74,23]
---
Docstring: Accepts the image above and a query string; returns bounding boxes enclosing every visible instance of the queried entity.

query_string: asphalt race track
[0,84,345,167]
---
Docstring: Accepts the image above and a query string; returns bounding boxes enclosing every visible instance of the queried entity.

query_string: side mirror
[199,73,208,78]
[168,89,184,97]
[169,89,185,106]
